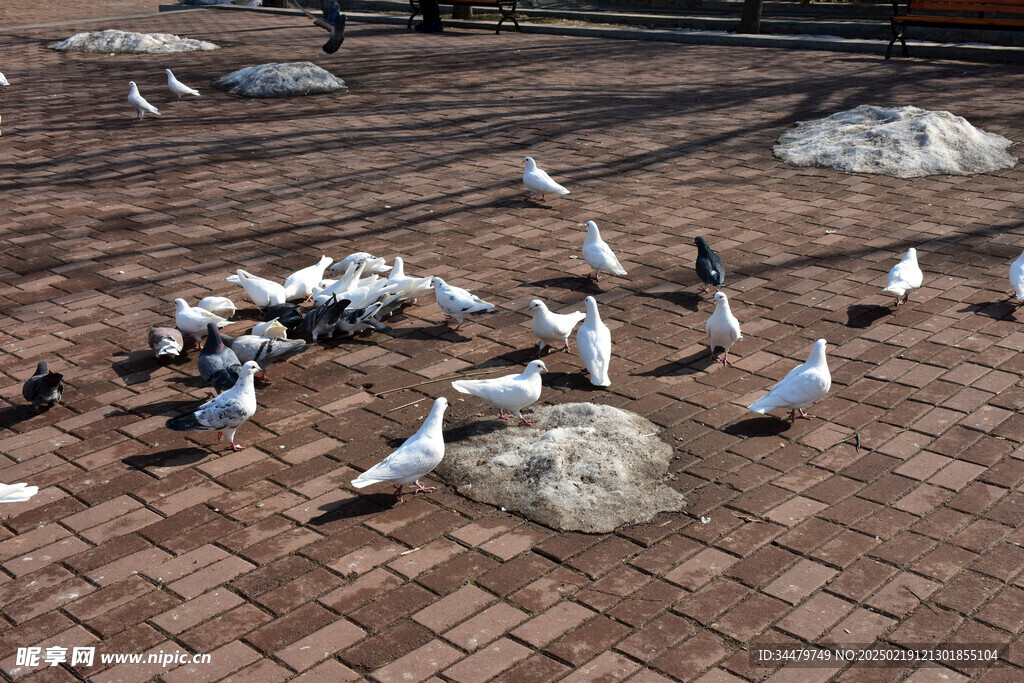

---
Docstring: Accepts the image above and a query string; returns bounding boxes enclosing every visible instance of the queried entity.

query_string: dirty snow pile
[49,30,219,53]
[436,403,684,533]
[213,62,347,98]
[773,105,1017,178]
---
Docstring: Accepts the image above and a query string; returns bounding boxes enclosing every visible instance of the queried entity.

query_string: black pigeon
[338,302,390,337]
[290,0,346,54]
[695,236,725,294]
[198,323,242,394]
[22,361,64,411]
[263,303,305,336]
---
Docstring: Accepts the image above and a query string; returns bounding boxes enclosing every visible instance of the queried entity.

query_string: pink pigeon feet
[520,417,535,426]
[414,482,436,494]
[498,410,511,420]
[229,442,245,452]
[787,409,815,422]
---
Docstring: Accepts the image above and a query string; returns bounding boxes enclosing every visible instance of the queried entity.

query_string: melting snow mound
[436,403,684,533]
[49,30,219,53]
[774,105,1016,178]
[213,62,346,98]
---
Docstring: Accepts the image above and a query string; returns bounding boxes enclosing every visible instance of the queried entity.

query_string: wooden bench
[408,0,521,34]
[888,0,1024,58]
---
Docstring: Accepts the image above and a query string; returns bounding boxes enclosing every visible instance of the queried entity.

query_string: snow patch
[49,30,219,53]
[436,402,683,533]
[774,105,1016,178]
[213,62,346,98]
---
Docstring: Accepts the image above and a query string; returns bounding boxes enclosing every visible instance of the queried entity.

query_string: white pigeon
[582,220,627,281]
[529,299,586,354]
[228,269,288,310]
[523,156,570,201]
[330,252,391,276]
[351,397,448,503]
[252,319,288,339]
[165,68,200,100]
[0,72,8,88]
[197,296,237,319]
[165,361,260,451]
[881,247,923,306]
[284,255,333,301]
[386,257,433,302]
[577,296,611,386]
[748,339,831,421]
[452,360,546,424]
[705,291,742,366]
[432,277,497,331]
[1011,249,1024,303]
[0,483,38,504]
[174,298,230,346]
[128,81,160,120]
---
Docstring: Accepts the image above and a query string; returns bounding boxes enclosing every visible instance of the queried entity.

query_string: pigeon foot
[414,482,436,494]
[229,443,246,451]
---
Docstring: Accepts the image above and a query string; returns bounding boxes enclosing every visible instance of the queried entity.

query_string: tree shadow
[846,303,891,328]
[123,448,208,469]
[723,417,792,437]
[462,347,538,371]
[958,300,1018,321]
[307,493,391,525]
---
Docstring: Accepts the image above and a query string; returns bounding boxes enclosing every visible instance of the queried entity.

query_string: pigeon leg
[229,441,246,451]
[562,341,571,352]
[413,481,436,494]
[593,271,601,281]
[453,322,464,331]
[796,409,815,420]
[533,345,545,359]
[498,410,510,420]
[520,417,536,426]
[393,484,405,504]
[217,431,224,440]
[699,284,709,294]
[721,351,731,366]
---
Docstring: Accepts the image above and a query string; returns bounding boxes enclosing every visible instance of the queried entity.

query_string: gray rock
[436,402,684,533]
[48,30,219,53]
[213,62,346,98]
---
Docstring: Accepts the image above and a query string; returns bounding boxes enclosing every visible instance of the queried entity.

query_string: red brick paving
[1,2,1023,681]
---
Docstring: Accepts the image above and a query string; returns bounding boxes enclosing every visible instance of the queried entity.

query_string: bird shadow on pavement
[443,419,509,444]
[462,347,538,371]
[387,325,461,342]
[636,289,701,313]
[0,405,41,431]
[124,448,208,470]
[542,370,594,390]
[308,494,391,524]
[107,395,214,419]
[111,349,187,386]
[524,276,596,293]
[958,300,1018,320]
[846,304,891,328]
[723,417,791,437]
[635,349,713,377]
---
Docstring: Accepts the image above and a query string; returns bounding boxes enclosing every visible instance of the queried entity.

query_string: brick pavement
[1,5,1024,682]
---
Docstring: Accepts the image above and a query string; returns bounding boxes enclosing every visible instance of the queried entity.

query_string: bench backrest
[902,0,1024,14]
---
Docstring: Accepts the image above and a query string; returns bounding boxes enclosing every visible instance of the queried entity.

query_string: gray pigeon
[22,361,63,411]
[221,333,314,380]
[695,236,725,294]
[198,323,241,394]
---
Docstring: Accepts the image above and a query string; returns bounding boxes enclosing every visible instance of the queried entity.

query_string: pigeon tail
[165,412,203,432]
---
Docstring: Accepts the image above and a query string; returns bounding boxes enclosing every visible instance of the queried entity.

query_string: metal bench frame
[408,0,521,34]
[888,0,1024,57]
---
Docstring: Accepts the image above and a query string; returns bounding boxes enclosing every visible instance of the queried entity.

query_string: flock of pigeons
[10,151,973,504]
